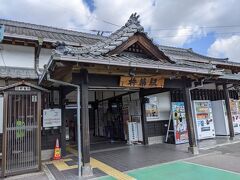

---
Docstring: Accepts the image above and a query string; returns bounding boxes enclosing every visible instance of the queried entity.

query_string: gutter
[35,37,43,76]
[46,73,83,177]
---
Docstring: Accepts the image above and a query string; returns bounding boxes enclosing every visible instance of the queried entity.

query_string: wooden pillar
[139,89,149,145]
[60,88,67,156]
[79,69,92,176]
[223,84,235,139]
[183,85,199,154]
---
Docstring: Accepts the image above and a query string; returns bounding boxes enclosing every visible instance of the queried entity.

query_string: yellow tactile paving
[52,158,78,171]
[90,157,136,180]
[66,145,136,180]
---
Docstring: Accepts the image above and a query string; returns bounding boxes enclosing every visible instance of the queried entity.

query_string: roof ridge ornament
[125,13,143,31]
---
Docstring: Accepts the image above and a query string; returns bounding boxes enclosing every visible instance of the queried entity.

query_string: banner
[120,76,164,88]
[172,102,188,144]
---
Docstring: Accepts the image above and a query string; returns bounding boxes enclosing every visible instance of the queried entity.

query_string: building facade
[0,13,240,177]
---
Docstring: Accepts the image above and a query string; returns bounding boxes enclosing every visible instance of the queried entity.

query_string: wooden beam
[183,82,198,154]
[137,34,171,62]
[79,69,92,176]
[223,84,235,138]
[139,89,149,145]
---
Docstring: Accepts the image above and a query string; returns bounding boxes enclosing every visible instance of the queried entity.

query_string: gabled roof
[0,81,49,92]
[0,18,106,46]
[54,13,172,63]
[53,13,229,67]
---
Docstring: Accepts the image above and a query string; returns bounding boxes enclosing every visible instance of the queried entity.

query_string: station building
[0,13,240,177]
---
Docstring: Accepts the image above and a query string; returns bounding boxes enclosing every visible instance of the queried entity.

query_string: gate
[2,84,42,176]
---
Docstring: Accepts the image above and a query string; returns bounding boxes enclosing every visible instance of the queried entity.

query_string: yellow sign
[120,76,164,88]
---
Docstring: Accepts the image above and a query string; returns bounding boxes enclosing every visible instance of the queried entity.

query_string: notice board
[43,108,62,127]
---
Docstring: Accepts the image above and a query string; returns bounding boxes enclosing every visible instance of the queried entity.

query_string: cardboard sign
[43,109,62,127]
[120,76,164,88]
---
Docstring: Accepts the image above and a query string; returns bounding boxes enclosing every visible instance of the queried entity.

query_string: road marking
[52,158,78,171]
[199,140,240,150]
[182,161,240,176]
[66,145,136,180]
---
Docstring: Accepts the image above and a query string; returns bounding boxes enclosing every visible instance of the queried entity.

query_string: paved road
[99,142,240,180]
[5,172,49,180]
[186,142,240,174]
[10,141,240,180]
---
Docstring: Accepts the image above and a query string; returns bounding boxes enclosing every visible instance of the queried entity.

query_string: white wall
[39,48,52,68]
[0,44,52,68]
[0,44,34,68]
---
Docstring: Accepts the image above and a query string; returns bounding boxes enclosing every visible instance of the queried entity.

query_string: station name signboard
[120,76,164,88]
[43,108,62,127]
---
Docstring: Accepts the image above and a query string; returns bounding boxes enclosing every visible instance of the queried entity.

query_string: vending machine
[192,100,215,140]
[212,100,229,136]
[230,99,240,134]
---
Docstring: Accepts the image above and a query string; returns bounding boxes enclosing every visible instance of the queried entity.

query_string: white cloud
[0,0,91,30]
[0,0,240,55]
[208,35,240,61]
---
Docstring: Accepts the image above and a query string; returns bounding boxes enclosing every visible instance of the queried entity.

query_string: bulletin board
[145,91,171,121]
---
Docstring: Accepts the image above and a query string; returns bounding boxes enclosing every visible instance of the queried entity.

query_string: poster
[145,92,171,121]
[230,99,240,133]
[145,96,160,121]
[43,108,62,127]
[172,102,188,144]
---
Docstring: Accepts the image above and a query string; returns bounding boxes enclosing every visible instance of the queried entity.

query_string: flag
[0,25,4,42]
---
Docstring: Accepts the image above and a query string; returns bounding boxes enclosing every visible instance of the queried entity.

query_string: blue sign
[0,25,4,42]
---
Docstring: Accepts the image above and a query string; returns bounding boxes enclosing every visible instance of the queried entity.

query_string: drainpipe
[47,73,83,177]
[35,37,43,76]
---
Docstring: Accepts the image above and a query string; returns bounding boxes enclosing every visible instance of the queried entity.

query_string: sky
[0,0,240,62]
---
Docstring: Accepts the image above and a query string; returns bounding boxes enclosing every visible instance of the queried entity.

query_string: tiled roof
[40,13,236,84]
[57,13,146,56]
[158,45,228,63]
[55,13,227,66]
[0,66,38,79]
[0,18,106,46]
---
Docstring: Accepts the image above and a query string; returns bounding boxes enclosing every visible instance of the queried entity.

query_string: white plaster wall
[0,44,34,68]
[39,48,52,68]
[0,45,52,68]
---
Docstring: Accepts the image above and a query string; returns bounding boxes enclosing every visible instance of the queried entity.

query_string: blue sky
[183,33,216,55]
[0,0,240,61]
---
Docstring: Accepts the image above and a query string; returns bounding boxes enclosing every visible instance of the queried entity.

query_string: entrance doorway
[65,89,143,152]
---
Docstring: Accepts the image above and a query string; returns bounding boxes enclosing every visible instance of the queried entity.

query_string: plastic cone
[53,138,61,160]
